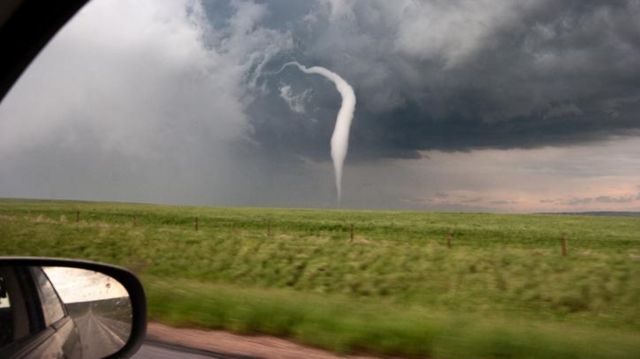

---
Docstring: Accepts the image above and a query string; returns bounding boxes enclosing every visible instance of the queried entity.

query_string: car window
[0,274,12,347]
[0,268,31,347]
[0,1,639,358]
[29,268,65,327]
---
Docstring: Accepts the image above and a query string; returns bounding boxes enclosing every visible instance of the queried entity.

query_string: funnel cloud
[279,62,356,202]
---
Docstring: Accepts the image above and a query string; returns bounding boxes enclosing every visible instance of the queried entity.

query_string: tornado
[279,62,356,203]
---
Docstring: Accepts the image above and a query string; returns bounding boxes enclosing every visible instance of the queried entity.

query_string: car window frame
[29,267,67,327]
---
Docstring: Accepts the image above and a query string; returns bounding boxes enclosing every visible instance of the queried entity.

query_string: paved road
[133,342,216,358]
[72,308,256,358]
[73,309,130,358]
[133,341,258,359]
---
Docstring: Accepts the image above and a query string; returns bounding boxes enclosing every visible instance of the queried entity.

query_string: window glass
[0,275,9,308]
[0,274,13,348]
[30,268,65,326]
[0,268,30,344]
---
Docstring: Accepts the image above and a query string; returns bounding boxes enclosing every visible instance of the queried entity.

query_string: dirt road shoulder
[146,322,380,359]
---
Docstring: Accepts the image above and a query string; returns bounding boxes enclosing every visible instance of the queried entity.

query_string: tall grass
[1,199,639,358]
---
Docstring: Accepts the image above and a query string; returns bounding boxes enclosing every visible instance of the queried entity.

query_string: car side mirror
[0,257,146,358]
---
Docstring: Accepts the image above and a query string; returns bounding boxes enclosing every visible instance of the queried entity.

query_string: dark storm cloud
[595,195,635,203]
[232,0,640,160]
[562,194,635,206]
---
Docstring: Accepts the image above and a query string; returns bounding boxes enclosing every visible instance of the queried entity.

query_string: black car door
[0,267,82,358]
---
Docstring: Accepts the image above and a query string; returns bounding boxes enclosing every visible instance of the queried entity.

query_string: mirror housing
[0,257,146,358]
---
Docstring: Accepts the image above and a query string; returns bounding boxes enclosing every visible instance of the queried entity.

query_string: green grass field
[1,198,639,358]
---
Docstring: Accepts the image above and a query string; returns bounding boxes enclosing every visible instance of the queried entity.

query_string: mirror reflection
[0,266,132,359]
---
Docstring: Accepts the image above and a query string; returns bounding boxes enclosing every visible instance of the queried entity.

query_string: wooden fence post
[560,233,568,256]
[194,216,199,231]
[76,210,80,223]
[267,221,272,236]
[133,215,137,227]
[349,223,354,242]
[447,230,453,249]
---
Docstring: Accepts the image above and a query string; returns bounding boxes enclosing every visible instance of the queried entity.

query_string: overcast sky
[1,0,639,212]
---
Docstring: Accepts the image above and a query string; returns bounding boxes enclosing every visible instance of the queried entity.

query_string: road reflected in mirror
[0,265,132,359]
[44,267,132,359]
